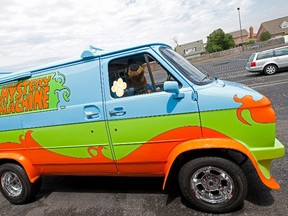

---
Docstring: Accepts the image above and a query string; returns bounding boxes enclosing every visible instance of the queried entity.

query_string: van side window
[257,51,274,60]
[108,53,179,98]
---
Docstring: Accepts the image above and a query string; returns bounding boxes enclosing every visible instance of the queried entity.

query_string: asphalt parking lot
[0,51,287,216]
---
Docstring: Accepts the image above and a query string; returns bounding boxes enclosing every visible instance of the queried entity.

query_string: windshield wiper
[201,74,210,82]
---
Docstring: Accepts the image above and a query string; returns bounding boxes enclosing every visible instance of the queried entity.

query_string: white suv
[246,46,288,75]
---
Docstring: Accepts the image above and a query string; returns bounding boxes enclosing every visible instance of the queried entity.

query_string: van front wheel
[0,163,40,204]
[178,157,247,213]
[264,64,277,75]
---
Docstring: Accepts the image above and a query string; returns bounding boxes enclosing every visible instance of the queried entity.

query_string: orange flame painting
[233,95,276,125]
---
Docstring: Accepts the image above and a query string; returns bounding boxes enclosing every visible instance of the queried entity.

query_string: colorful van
[0,43,285,213]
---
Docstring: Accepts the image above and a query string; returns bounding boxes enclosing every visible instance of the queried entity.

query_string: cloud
[0,0,287,71]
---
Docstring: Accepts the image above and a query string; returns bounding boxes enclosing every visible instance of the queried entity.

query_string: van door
[101,49,201,175]
[23,59,118,174]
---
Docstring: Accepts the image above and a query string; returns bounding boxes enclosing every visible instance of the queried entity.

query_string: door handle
[85,111,99,118]
[84,105,101,120]
[109,107,126,116]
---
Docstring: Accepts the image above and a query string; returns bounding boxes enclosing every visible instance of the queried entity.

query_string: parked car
[0,43,285,213]
[246,45,288,75]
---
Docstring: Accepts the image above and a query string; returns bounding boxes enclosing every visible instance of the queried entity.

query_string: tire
[0,163,41,204]
[178,157,247,213]
[263,64,277,75]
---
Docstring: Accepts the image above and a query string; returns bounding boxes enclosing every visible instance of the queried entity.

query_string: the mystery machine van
[0,43,285,213]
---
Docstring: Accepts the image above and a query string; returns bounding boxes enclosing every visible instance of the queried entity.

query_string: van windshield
[159,47,212,84]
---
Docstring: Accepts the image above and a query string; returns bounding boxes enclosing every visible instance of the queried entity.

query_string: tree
[206,28,235,53]
[172,36,179,46]
[260,31,271,41]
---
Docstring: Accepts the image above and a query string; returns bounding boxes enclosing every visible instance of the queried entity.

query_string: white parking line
[248,79,288,88]
[235,72,288,83]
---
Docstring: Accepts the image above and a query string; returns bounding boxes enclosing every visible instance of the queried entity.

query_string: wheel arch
[162,138,280,190]
[0,153,40,183]
[262,60,278,68]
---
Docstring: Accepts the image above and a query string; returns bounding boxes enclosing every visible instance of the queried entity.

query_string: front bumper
[250,138,285,189]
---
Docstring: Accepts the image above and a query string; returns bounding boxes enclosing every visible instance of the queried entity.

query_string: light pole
[237,7,244,51]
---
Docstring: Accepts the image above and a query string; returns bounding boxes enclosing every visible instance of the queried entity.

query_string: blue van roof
[0,43,170,85]
[82,43,170,58]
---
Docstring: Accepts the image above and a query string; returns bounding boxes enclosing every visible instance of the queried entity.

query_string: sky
[0,0,287,72]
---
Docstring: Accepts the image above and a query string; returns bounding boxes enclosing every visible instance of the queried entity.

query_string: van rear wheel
[0,163,41,204]
[264,64,277,75]
[178,157,247,213]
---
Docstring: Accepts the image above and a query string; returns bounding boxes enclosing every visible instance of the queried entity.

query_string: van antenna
[89,45,103,52]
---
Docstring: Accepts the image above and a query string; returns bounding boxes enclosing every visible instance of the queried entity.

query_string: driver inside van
[126,63,153,95]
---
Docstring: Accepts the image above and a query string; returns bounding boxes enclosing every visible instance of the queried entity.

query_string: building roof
[176,40,204,49]
[257,16,288,36]
[229,29,248,38]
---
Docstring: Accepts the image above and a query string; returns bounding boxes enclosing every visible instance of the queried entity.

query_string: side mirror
[164,81,184,99]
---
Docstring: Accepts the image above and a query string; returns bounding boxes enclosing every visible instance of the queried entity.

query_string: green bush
[244,40,256,45]
[260,31,271,41]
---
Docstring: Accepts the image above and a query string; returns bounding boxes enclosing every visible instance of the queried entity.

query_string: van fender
[0,153,40,183]
[162,138,280,190]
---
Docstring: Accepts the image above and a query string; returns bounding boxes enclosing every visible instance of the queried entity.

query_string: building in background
[175,40,205,58]
[176,16,287,58]
[229,26,256,46]
[256,16,288,41]
[229,29,248,45]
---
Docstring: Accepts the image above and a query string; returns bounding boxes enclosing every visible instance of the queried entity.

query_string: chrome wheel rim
[266,66,276,74]
[190,166,234,204]
[1,172,22,197]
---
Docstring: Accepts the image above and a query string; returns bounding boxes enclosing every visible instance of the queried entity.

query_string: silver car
[246,45,288,75]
